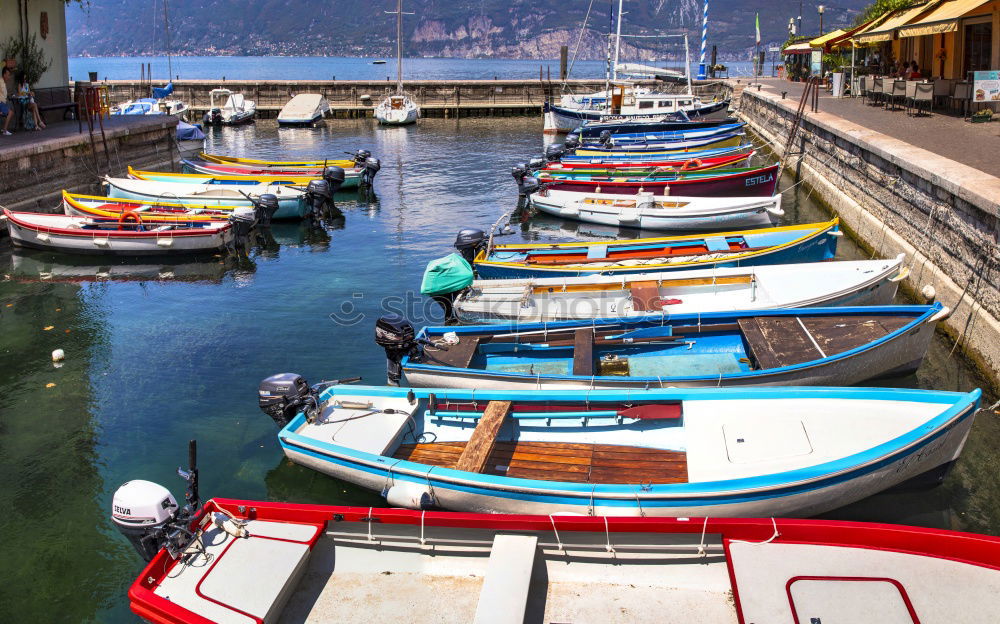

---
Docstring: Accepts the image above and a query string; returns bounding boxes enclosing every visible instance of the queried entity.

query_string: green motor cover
[420,253,475,296]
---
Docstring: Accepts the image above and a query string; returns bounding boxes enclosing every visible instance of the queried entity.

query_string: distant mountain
[66,0,867,60]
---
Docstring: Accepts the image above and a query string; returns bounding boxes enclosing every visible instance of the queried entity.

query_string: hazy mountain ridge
[67,0,867,60]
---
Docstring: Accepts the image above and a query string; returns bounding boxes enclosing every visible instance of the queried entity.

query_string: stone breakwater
[732,83,1000,388]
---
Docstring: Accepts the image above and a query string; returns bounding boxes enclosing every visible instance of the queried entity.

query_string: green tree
[854,0,916,26]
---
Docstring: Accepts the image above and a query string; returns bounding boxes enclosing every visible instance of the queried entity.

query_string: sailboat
[374,0,420,125]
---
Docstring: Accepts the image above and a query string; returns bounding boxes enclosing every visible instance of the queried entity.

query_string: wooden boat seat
[394,441,688,484]
[630,280,661,312]
[572,329,594,376]
[472,534,538,624]
[455,401,512,474]
[422,336,483,369]
[738,315,915,369]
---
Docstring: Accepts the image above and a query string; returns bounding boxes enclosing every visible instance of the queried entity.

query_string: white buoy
[52,348,65,362]
[921,284,937,301]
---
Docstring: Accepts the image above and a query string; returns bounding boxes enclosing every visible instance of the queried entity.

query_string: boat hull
[538,165,780,199]
[544,100,730,134]
[106,180,308,220]
[176,161,361,189]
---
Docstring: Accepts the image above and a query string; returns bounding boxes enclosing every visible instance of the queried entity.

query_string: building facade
[1,0,69,89]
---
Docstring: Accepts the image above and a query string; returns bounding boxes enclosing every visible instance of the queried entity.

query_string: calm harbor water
[69,56,760,82]
[0,116,996,622]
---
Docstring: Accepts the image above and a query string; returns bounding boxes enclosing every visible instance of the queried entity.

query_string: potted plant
[18,33,51,86]
[2,37,20,70]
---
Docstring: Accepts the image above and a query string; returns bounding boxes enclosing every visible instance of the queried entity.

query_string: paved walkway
[0,116,169,159]
[747,78,1000,179]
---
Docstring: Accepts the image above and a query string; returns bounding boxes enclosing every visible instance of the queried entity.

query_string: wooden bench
[422,335,481,369]
[572,328,594,376]
[455,400,512,474]
[472,534,538,624]
[32,86,82,131]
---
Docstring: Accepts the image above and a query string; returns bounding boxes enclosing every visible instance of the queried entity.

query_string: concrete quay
[730,79,1000,387]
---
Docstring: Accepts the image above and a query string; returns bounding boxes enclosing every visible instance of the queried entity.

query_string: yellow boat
[61,191,233,222]
[128,166,329,187]
[574,135,745,157]
[200,152,355,168]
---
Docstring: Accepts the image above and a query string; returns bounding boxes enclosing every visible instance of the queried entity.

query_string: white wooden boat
[104,176,309,220]
[203,88,255,125]
[277,94,330,126]
[384,304,948,389]
[2,209,232,255]
[452,256,907,322]
[531,188,783,231]
[263,383,979,517]
[122,498,1000,624]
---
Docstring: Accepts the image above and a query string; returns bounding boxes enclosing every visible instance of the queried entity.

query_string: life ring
[680,159,703,171]
[118,211,143,231]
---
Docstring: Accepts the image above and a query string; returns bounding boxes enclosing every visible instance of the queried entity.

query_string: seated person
[15,72,45,130]
[909,62,922,80]
[0,66,13,135]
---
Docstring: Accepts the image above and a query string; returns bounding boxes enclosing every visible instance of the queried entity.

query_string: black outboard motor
[323,166,346,194]
[564,135,580,150]
[545,143,565,162]
[258,373,318,427]
[375,314,417,386]
[599,130,612,146]
[454,227,487,264]
[203,108,222,126]
[527,156,546,171]
[361,157,381,187]
[228,206,257,248]
[253,193,280,227]
[520,177,542,197]
[352,149,372,167]
[305,179,337,219]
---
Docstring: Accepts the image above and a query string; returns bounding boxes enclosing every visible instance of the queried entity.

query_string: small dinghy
[117,436,998,623]
[535,163,781,198]
[593,122,747,146]
[62,191,234,222]
[572,132,746,155]
[277,93,330,126]
[529,188,784,230]
[128,165,360,190]
[559,144,751,164]
[472,219,841,279]
[541,150,752,173]
[105,176,312,220]
[181,150,380,185]
[378,304,948,389]
[2,208,234,255]
[200,152,358,168]
[569,116,740,140]
[449,256,907,323]
[256,382,977,516]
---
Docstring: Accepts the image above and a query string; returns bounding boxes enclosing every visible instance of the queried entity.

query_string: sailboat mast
[612,0,624,81]
[684,33,692,95]
[396,0,403,93]
[163,0,173,81]
[604,0,613,98]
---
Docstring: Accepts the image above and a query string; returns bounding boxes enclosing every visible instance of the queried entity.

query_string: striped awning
[783,42,816,55]
[854,3,936,43]
[898,0,994,37]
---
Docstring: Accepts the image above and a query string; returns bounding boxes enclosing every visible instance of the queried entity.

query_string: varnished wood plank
[423,336,481,369]
[492,466,591,483]
[572,328,595,377]
[455,401,513,474]
[630,280,661,312]
[498,459,593,474]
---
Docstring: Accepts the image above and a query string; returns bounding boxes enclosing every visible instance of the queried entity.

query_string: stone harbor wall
[0,117,177,213]
[735,85,1000,387]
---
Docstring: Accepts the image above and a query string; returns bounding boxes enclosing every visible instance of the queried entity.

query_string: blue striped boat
[275,384,980,517]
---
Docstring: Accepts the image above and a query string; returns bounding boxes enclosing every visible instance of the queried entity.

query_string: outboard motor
[322,166,346,194]
[454,227,487,264]
[564,135,580,150]
[544,143,565,162]
[361,157,381,187]
[203,108,221,126]
[352,149,372,167]
[305,179,337,219]
[111,440,202,563]
[599,130,612,146]
[258,372,319,427]
[520,176,542,197]
[527,156,546,171]
[252,194,279,227]
[228,206,257,247]
[375,314,417,386]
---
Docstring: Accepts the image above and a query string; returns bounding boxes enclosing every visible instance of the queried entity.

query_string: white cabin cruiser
[277,94,330,127]
[203,88,255,125]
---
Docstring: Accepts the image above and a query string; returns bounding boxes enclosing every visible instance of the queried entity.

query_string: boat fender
[212,511,249,539]
[385,482,435,510]
[118,211,143,231]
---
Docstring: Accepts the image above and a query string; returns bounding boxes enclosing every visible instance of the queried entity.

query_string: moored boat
[128,165,361,190]
[277,94,330,126]
[534,163,780,198]
[1,208,234,255]
[472,219,842,279]
[202,88,256,126]
[450,256,907,323]
[62,191,233,222]
[104,176,312,220]
[544,98,731,133]
[380,304,948,389]
[541,150,753,173]
[572,132,745,155]
[199,152,357,168]
[116,435,999,624]
[594,122,747,146]
[529,188,784,230]
[258,382,976,516]
[568,116,740,140]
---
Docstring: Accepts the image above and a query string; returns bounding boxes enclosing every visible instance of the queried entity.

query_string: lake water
[0,116,995,622]
[69,56,762,82]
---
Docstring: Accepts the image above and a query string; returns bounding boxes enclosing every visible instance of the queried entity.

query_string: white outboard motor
[112,480,179,562]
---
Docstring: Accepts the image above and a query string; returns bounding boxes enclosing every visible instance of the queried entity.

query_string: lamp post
[818,4,825,35]
[788,17,795,36]
[798,1,802,34]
